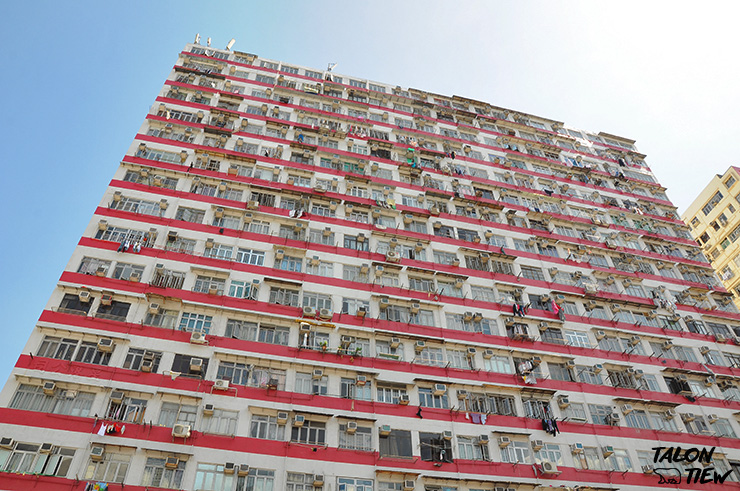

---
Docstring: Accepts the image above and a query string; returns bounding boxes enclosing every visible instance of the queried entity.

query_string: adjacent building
[1,41,740,491]
[683,166,740,310]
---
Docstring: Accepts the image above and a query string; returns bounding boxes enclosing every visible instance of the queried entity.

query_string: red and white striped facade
[0,43,739,491]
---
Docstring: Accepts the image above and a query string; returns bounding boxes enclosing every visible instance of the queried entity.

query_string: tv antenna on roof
[327,63,338,72]
[207,37,211,47]
[226,38,236,51]
[194,33,201,44]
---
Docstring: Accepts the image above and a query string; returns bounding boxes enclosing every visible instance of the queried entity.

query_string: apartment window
[269,287,300,307]
[341,377,372,400]
[534,443,563,465]
[548,362,574,382]
[75,341,113,365]
[303,292,332,311]
[344,234,370,251]
[84,452,130,483]
[576,365,603,385]
[341,297,370,316]
[523,399,551,419]
[95,300,131,322]
[175,206,205,223]
[216,361,252,386]
[291,419,326,445]
[520,266,545,281]
[158,402,197,428]
[624,409,651,430]
[9,383,94,417]
[712,418,737,438]
[202,409,238,435]
[606,449,633,472]
[703,191,723,215]
[379,429,413,458]
[250,414,285,440]
[194,463,242,491]
[144,308,178,328]
[178,312,212,334]
[245,468,275,491]
[276,255,303,272]
[106,394,147,424]
[295,372,328,395]
[565,330,590,348]
[458,436,489,460]
[376,384,408,404]
[339,424,373,451]
[573,447,603,470]
[433,250,459,266]
[420,432,453,463]
[123,348,162,372]
[142,457,184,488]
[58,293,92,315]
[500,441,531,464]
[0,443,75,476]
[418,387,449,409]
[78,257,112,275]
[287,472,319,491]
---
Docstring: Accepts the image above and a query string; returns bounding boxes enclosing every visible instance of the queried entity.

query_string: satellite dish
[226,38,236,51]
[327,63,338,72]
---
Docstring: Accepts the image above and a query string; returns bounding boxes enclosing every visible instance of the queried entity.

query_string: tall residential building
[683,166,740,310]
[2,41,740,491]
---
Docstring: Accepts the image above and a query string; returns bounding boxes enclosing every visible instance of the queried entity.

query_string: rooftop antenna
[194,33,201,45]
[327,63,338,72]
[226,38,236,51]
[207,37,212,47]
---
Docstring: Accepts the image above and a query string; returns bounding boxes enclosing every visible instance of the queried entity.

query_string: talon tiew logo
[652,446,732,485]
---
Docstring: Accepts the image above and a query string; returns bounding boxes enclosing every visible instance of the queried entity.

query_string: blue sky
[0,0,738,381]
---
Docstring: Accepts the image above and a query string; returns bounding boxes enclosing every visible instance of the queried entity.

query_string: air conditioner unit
[238,464,250,476]
[478,434,490,445]
[172,424,191,438]
[621,404,634,415]
[565,360,576,368]
[707,414,719,423]
[415,340,426,351]
[203,403,215,415]
[141,358,153,373]
[109,390,125,404]
[100,294,113,306]
[90,445,105,461]
[716,334,728,343]
[319,308,333,320]
[483,349,494,359]
[705,376,716,387]
[275,249,285,260]
[403,480,416,491]
[40,381,56,396]
[539,321,549,331]
[356,375,367,386]
[97,338,114,352]
[433,384,447,396]
[165,456,180,468]
[190,331,207,344]
[595,330,606,340]
[375,265,385,276]
[313,474,324,487]
[467,347,477,356]
[379,425,392,436]
[629,335,641,346]
[662,340,674,351]
[294,415,306,427]
[602,445,615,458]
[95,266,107,276]
[700,346,711,355]
[39,442,54,454]
[356,307,367,318]
[664,409,677,420]
[346,421,358,434]
[390,337,401,348]
[498,436,511,448]
[571,442,584,454]
[148,302,160,314]
[541,460,559,475]
[223,462,236,474]
[313,369,324,379]
[634,369,644,379]
[642,464,654,474]
[302,306,317,317]
[558,395,570,409]
[190,357,204,372]
[683,413,696,423]
[357,233,366,243]
[531,439,544,451]
[592,364,603,374]
[214,379,230,391]
[399,394,410,405]
[386,251,401,262]
[277,412,288,424]
[379,297,390,309]
[531,356,542,366]
[410,303,420,314]
[63,390,78,399]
